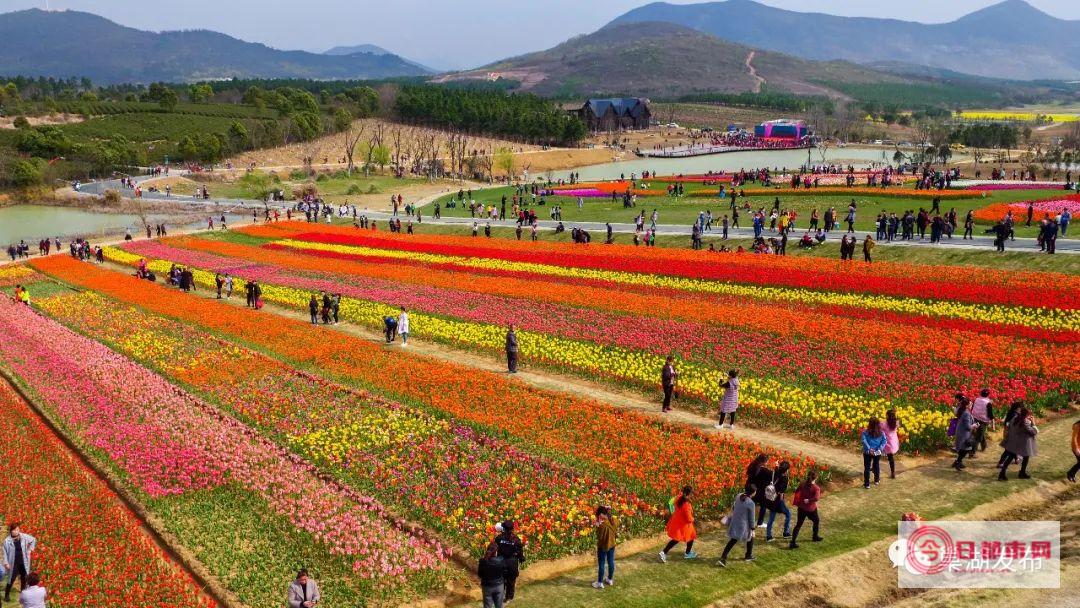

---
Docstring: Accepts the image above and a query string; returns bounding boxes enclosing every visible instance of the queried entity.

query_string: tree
[158,87,179,111]
[11,116,29,129]
[372,144,391,171]
[227,121,250,153]
[238,171,276,201]
[338,111,366,176]
[10,158,44,187]
[189,83,214,104]
[363,123,386,175]
[494,147,516,181]
[892,149,905,167]
[937,144,952,166]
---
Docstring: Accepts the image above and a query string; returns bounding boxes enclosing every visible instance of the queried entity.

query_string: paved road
[75,175,1079,254]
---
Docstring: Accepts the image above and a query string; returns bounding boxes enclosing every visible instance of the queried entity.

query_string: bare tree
[363,122,386,176]
[342,120,366,176]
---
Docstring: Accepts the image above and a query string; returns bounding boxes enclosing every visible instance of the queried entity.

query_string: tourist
[659,486,697,562]
[245,280,255,308]
[970,389,995,456]
[214,273,224,299]
[744,454,771,527]
[661,356,677,413]
[717,485,757,567]
[594,505,617,589]
[882,410,901,479]
[998,405,1038,481]
[383,315,397,343]
[17,572,45,608]
[478,542,506,607]
[505,324,519,373]
[398,306,410,346]
[12,285,29,307]
[331,294,341,325]
[494,521,525,602]
[765,461,792,542]
[287,568,320,608]
[3,524,36,602]
[788,470,823,549]
[1068,418,1080,483]
[862,235,874,263]
[951,396,977,471]
[224,274,234,299]
[861,417,886,487]
[715,369,739,429]
[308,294,319,325]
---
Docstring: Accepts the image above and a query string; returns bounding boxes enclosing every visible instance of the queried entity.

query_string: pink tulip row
[0,297,447,579]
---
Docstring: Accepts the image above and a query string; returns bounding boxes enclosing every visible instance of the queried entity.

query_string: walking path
[746,50,765,94]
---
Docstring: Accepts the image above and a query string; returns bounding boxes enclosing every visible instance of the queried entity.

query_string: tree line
[393,85,586,146]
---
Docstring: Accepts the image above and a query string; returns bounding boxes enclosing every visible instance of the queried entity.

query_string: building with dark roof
[577,98,652,132]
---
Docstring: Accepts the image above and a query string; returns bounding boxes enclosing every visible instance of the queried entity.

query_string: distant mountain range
[610,0,1080,81]
[438,21,911,98]
[0,9,431,84]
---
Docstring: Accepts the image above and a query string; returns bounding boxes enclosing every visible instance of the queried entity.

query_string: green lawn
[431,185,1075,240]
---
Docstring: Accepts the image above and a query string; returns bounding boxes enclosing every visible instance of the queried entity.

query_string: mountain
[0,9,431,83]
[324,44,394,56]
[324,44,435,73]
[609,0,1080,80]
[435,21,908,98]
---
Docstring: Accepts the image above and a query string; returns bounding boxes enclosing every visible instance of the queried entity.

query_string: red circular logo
[906,525,956,575]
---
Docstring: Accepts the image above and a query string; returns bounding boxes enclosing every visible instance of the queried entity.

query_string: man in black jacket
[505,325,519,373]
[494,521,525,602]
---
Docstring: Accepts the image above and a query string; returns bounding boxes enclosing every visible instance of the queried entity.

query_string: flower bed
[0,296,449,606]
[108,240,1074,449]
[32,255,813,521]
[0,378,213,607]
[34,290,661,561]
[690,187,980,199]
[971,194,1080,222]
[265,237,1080,334]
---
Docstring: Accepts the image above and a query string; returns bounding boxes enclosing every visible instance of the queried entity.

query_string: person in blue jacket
[861,417,887,489]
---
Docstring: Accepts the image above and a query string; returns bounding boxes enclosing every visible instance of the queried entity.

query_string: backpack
[667,496,677,515]
[764,471,778,503]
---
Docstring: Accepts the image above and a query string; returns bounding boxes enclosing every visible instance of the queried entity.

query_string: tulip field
[2,218,1077,605]
[98,221,1077,452]
[6,250,817,606]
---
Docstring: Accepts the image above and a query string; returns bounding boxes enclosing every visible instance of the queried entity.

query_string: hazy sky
[1,0,1076,69]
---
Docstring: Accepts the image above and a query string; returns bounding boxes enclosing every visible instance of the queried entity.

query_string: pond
[0,204,245,245]
[551,146,945,182]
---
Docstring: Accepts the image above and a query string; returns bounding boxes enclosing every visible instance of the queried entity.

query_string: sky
[0,0,1076,70]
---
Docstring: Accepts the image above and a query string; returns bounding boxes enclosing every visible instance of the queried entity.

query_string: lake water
[552,146,916,182]
[0,205,244,245]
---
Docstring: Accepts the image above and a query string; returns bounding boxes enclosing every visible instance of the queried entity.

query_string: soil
[0,113,84,129]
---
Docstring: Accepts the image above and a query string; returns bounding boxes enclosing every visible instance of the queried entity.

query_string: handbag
[764,471,778,503]
[947,418,958,437]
